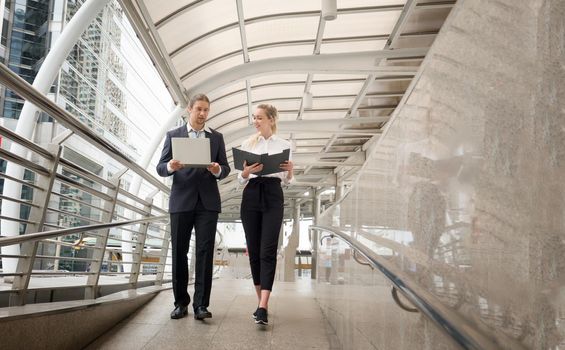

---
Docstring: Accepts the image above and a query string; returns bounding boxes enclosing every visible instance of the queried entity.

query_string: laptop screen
[171,137,211,168]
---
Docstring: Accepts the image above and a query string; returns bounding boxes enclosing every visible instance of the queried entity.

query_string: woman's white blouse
[237,134,294,186]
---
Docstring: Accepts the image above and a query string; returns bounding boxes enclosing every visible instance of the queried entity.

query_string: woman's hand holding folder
[241,160,264,179]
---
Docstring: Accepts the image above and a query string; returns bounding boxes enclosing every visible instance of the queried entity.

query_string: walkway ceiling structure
[118,0,455,220]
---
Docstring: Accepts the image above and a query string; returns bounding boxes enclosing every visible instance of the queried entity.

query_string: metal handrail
[81,231,145,245]
[352,250,372,267]
[310,225,525,350]
[391,286,418,313]
[115,198,151,216]
[0,215,168,247]
[0,148,51,176]
[150,205,168,215]
[56,173,114,202]
[114,225,142,235]
[117,189,153,208]
[144,232,166,241]
[59,159,116,190]
[50,191,112,213]
[0,172,44,190]
[0,195,40,208]
[0,62,170,196]
[0,215,37,225]
[42,239,103,249]
[46,207,104,224]
[0,124,54,160]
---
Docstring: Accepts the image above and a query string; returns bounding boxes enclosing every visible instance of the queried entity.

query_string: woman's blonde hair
[244,104,278,148]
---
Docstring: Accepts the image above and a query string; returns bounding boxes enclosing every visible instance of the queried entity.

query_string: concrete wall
[0,292,156,349]
[317,0,565,348]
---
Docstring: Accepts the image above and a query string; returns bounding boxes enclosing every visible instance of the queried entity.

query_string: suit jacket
[156,124,230,213]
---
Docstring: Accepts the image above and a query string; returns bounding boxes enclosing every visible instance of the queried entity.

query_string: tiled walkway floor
[84,278,341,349]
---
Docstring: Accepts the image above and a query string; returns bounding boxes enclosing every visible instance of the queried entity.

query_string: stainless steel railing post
[10,143,63,306]
[84,169,125,299]
[129,189,159,288]
[155,222,171,286]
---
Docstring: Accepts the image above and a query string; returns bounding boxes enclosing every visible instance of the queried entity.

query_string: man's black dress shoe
[170,305,188,319]
[194,306,212,320]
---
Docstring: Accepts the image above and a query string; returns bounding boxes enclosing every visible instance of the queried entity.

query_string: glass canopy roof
[120,0,456,220]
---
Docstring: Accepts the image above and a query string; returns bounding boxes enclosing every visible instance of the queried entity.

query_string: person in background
[156,93,230,320]
[238,104,294,325]
[320,237,333,283]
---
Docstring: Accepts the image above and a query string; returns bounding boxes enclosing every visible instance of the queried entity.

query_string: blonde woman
[238,104,294,325]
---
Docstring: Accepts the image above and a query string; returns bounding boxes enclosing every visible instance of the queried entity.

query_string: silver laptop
[171,137,211,168]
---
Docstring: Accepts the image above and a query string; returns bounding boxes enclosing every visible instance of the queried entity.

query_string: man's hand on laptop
[168,159,183,172]
[207,162,221,175]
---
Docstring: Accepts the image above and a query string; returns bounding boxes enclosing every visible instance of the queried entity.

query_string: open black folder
[232,147,290,176]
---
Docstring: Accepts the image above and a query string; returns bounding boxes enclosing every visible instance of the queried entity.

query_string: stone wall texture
[318,0,565,348]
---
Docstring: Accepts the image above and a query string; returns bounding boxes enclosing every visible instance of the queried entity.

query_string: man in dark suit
[156,93,230,320]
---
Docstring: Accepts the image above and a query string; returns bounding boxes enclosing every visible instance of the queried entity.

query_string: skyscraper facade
[0,0,173,270]
[0,0,50,119]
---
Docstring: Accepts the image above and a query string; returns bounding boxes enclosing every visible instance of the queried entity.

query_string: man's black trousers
[170,201,218,309]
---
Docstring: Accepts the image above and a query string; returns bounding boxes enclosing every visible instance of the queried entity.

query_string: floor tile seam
[207,291,243,347]
[314,297,344,350]
[137,317,168,350]
[137,295,168,350]
[125,320,169,326]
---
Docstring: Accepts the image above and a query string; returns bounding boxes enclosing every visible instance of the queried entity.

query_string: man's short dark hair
[189,93,210,107]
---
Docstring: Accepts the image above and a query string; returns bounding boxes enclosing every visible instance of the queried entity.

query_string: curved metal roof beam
[215,108,385,132]
[168,6,404,57]
[209,97,300,123]
[208,93,396,124]
[222,117,387,145]
[211,77,411,104]
[154,0,213,27]
[186,49,424,97]
[170,11,319,57]
[159,4,407,30]
[179,35,409,80]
